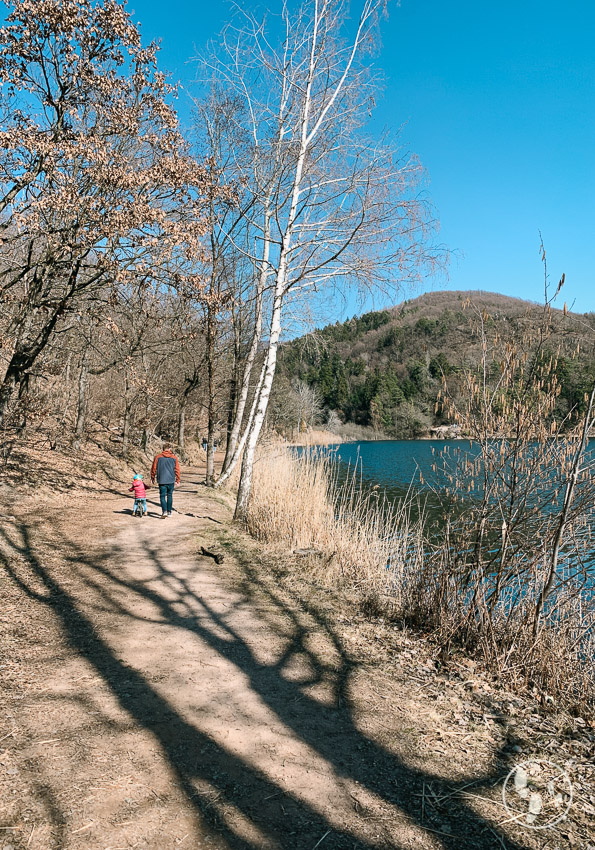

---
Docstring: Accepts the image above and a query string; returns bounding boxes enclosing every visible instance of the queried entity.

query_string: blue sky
[135,1,594,314]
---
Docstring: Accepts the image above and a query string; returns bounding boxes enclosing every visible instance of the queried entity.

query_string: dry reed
[244,442,425,602]
[242,440,595,717]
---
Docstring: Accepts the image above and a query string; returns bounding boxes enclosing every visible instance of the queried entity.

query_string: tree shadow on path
[0,516,533,850]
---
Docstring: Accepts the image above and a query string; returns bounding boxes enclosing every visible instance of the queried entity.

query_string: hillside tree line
[276,293,595,437]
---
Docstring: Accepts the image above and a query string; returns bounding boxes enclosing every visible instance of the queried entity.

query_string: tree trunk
[234,292,283,519]
[205,304,216,485]
[214,356,267,489]
[57,352,73,432]
[0,297,74,426]
[122,374,131,455]
[0,367,19,424]
[221,305,260,474]
[0,347,30,424]
[225,329,240,455]
[221,212,269,476]
[178,396,187,450]
[206,424,215,485]
[73,360,88,450]
[233,36,317,515]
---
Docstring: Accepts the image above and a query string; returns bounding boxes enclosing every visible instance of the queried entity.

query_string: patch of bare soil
[0,462,593,849]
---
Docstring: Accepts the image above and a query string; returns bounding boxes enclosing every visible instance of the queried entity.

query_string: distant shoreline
[286,429,467,446]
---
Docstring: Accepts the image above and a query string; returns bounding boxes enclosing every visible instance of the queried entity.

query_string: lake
[325,439,595,549]
[331,439,474,503]
[330,437,595,502]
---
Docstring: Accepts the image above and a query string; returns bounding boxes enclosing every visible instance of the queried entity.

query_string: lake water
[331,438,595,502]
[331,439,475,503]
[326,439,595,551]
[316,439,595,610]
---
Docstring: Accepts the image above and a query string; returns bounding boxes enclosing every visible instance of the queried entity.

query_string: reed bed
[243,440,595,717]
[398,547,595,714]
[244,442,425,602]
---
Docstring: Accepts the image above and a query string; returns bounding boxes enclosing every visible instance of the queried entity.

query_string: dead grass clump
[245,442,425,601]
[286,428,342,446]
[395,552,595,716]
[505,593,595,716]
[358,590,386,619]
[243,444,333,546]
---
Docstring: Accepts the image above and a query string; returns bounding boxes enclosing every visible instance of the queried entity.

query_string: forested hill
[276,290,595,438]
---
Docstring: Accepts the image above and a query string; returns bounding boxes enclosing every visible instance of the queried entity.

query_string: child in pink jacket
[129,474,147,517]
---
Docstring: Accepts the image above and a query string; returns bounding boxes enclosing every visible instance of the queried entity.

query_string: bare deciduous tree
[195,0,444,514]
[0,0,209,422]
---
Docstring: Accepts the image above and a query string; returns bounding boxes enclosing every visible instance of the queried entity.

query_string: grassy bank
[244,442,595,718]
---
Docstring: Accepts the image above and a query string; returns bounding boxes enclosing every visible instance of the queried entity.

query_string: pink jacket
[129,479,146,499]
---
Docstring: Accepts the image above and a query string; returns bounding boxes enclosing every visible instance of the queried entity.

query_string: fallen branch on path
[200,546,224,565]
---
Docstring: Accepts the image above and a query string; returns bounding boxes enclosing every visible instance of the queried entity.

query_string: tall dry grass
[241,440,595,717]
[243,442,425,603]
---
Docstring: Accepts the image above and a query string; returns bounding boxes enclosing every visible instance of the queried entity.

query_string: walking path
[0,467,552,849]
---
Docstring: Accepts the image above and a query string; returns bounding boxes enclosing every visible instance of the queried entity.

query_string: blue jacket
[151,450,180,485]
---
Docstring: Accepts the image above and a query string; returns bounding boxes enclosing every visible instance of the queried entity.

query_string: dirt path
[0,469,584,849]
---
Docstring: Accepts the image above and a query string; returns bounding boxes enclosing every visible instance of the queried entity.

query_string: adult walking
[151,442,181,517]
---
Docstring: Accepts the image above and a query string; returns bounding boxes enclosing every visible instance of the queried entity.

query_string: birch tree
[196,0,443,515]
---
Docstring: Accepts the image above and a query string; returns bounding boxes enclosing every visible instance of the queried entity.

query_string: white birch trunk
[233,10,319,517]
[225,0,383,517]
[234,291,284,518]
[220,210,270,476]
[215,354,267,488]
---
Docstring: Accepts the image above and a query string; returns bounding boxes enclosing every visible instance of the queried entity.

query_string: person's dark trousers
[159,483,174,514]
